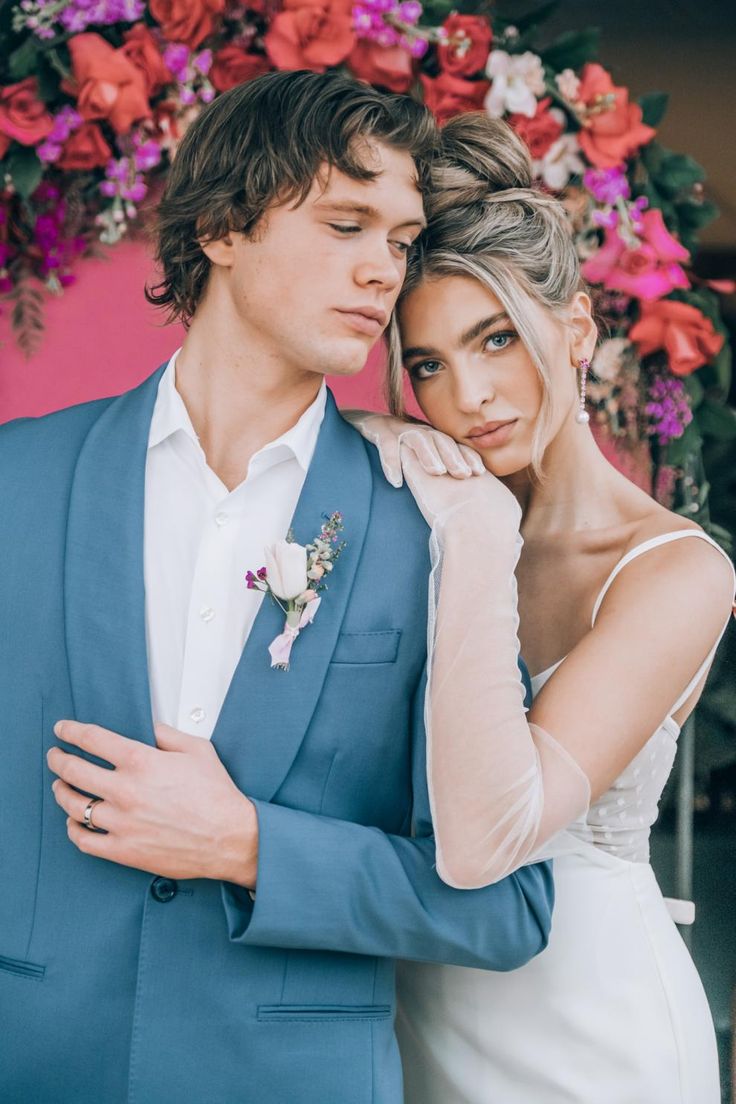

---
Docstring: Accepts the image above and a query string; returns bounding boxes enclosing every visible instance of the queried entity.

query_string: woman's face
[399,274,586,478]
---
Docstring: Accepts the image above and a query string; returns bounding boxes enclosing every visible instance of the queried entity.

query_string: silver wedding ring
[82,797,104,832]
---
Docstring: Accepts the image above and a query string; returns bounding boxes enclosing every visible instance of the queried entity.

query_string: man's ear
[199,232,236,268]
[569,291,598,364]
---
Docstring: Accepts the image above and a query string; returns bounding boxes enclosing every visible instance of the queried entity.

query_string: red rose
[438,14,492,78]
[0,78,54,160]
[629,299,724,376]
[62,33,150,136]
[149,0,225,49]
[576,63,655,169]
[264,0,355,72]
[56,122,112,171]
[348,41,414,93]
[508,97,563,160]
[420,72,489,124]
[210,46,271,92]
[120,24,173,97]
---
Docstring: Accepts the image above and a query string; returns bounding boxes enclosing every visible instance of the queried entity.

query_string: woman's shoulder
[608,504,734,621]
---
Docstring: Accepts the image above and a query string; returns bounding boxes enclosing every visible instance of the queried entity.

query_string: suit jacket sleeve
[220,666,554,971]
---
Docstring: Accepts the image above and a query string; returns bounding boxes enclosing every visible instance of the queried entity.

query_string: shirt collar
[147,348,327,474]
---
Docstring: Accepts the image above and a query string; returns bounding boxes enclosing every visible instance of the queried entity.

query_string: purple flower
[584,166,631,205]
[645,376,693,445]
[133,140,161,172]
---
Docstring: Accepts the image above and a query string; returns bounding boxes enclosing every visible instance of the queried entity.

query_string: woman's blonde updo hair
[387,112,587,474]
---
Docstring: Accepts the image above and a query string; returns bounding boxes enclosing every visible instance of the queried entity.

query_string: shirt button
[215,511,229,527]
[200,606,215,623]
[190,706,206,724]
[150,877,178,903]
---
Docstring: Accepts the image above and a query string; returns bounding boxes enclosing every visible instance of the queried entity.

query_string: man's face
[203,142,426,380]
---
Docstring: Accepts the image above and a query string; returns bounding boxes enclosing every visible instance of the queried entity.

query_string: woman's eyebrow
[403,312,511,362]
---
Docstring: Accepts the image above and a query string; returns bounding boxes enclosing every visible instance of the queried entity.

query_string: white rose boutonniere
[245,512,346,671]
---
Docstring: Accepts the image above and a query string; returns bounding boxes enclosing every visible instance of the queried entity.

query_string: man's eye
[328,223,361,234]
[409,360,443,381]
[391,240,413,255]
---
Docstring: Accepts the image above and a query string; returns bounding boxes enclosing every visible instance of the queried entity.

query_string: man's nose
[353,243,403,292]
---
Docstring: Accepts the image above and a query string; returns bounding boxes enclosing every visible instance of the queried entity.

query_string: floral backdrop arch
[0,0,734,537]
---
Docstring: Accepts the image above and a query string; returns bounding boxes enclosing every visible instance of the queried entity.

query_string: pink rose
[582,208,690,301]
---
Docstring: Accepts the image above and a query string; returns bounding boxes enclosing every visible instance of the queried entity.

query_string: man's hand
[47,720,259,888]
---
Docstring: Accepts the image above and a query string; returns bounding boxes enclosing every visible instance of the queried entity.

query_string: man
[0,71,552,1104]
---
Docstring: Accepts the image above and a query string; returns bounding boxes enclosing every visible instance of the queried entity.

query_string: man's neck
[174,315,324,492]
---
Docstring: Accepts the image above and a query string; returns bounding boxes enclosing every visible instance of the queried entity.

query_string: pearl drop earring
[576,357,590,424]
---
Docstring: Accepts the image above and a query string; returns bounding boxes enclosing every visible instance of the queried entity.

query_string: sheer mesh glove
[342,410,485,487]
[349,413,591,889]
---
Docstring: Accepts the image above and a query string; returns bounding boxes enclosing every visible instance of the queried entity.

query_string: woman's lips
[467,419,518,449]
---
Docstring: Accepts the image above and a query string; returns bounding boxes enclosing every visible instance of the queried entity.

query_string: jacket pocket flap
[0,953,45,980]
[331,631,401,665]
[258,1004,391,1022]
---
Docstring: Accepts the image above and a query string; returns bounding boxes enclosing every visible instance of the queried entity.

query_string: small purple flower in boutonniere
[245,512,346,671]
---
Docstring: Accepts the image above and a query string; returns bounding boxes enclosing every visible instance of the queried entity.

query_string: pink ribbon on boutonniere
[267,595,322,671]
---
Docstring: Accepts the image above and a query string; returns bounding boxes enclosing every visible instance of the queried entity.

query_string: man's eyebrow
[314,199,426,229]
[403,312,511,362]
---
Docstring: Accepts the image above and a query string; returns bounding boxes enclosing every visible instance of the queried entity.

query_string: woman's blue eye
[409,360,443,380]
[484,330,516,351]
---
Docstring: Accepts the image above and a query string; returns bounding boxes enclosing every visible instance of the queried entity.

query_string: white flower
[484,50,545,118]
[534,133,585,190]
[264,539,309,601]
[592,338,632,383]
[555,68,581,103]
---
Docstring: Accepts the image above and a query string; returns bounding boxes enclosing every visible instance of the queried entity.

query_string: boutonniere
[245,512,347,671]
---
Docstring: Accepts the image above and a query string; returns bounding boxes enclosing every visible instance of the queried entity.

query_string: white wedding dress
[396,530,731,1104]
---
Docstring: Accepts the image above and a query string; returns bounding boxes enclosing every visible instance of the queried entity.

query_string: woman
[351,114,735,1104]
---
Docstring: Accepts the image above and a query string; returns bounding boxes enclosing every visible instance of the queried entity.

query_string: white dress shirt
[144,350,326,739]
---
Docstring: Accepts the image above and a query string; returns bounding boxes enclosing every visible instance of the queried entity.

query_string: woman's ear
[568,291,598,364]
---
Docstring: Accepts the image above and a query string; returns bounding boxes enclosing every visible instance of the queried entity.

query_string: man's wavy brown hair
[145,70,438,323]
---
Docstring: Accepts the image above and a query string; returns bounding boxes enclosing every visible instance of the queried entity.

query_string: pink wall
[0,239,650,490]
[0,240,393,424]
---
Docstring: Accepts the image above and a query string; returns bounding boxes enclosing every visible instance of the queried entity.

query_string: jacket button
[150,877,178,903]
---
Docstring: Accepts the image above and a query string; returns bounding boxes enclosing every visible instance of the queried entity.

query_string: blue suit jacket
[0,366,551,1104]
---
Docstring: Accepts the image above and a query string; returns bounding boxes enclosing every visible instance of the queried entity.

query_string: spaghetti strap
[591,529,735,716]
[591,529,734,627]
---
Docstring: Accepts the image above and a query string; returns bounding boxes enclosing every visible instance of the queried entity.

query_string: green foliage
[696,400,736,442]
[4,146,43,199]
[539,27,599,71]
[638,92,669,128]
[8,36,40,80]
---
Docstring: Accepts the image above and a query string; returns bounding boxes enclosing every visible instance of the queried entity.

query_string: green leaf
[657,151,706,194]
[711,340,732,398]
[684,374,705,409]
[638,92,669,128]
[665,419,702,466]
[696,400,736,441]
[496,1,561,35]
[5,146,43,200]
[540,28,600,72]
[8,37,41,81]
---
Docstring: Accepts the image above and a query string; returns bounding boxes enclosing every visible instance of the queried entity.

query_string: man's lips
[335,307,387,336]
[467,419,518,448]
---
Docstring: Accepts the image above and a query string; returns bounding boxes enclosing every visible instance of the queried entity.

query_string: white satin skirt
[396,848,720,1104]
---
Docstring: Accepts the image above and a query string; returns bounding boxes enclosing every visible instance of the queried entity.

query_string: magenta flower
[582,208,690,301]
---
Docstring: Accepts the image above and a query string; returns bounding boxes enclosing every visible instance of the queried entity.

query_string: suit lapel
[211,394,373,801]
[64,365,167,747]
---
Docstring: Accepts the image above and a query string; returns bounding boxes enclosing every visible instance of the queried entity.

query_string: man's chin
[319,337,376,379]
